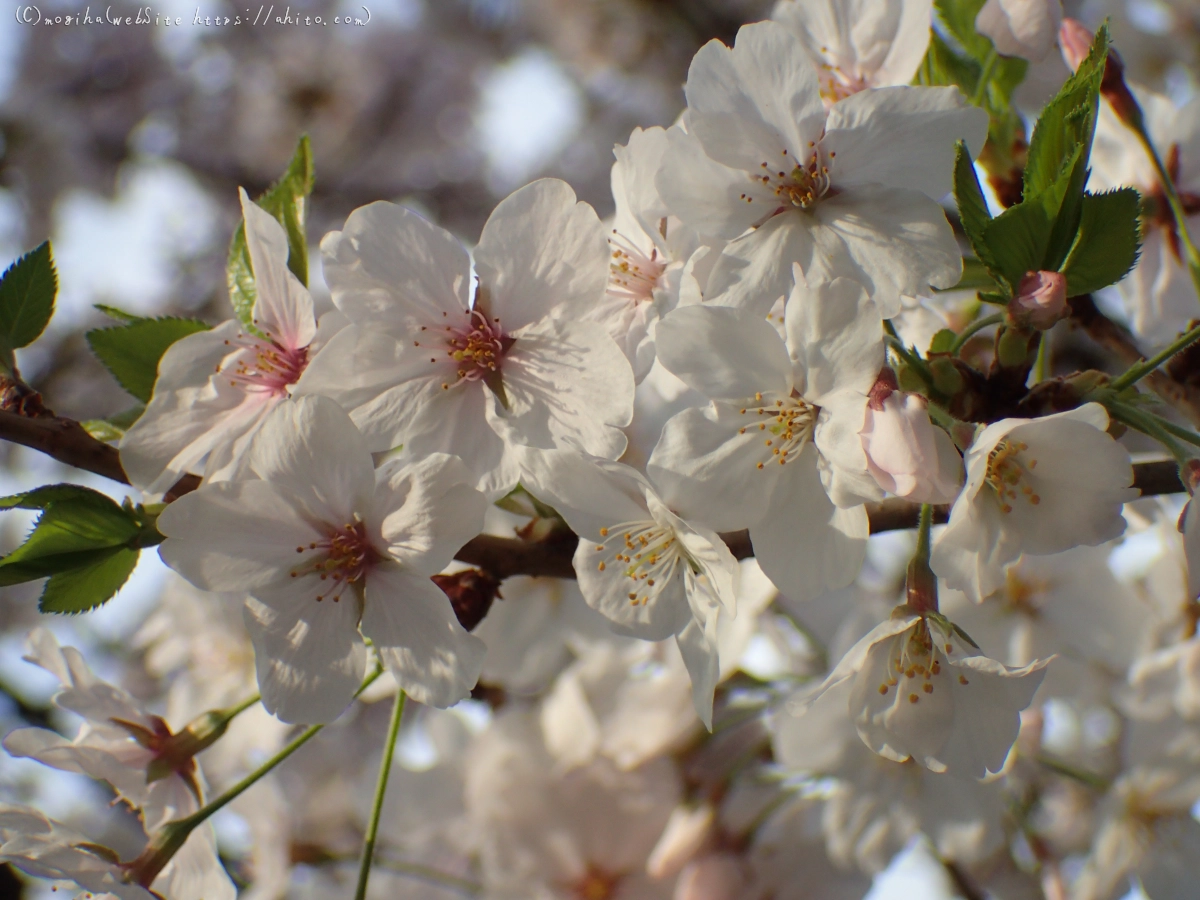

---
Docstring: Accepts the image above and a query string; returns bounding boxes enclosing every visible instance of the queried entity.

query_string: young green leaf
[93,303,144,324]
[928,329,957,355]
[954,141,995,264]
[82,405,145,443]
[1062,188,1143,296]
[86,317,210,404]
[0,242,57,364]
[1023,24,1108,202]
[38,546,140,614]
[226,135,315,326]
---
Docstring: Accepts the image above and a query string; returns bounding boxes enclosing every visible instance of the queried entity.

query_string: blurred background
[0,0,1196,896]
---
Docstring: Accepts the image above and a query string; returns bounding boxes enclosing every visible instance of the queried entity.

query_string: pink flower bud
[1059,17,1094,71]
[860,378,962,504]
[976,0,1063,62]
[1011,270,1068,330]
[674,855,745,900]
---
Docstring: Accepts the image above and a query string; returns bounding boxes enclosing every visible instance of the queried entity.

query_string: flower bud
[860,372,963,504]
[1058,17,1094,71]
[976,0,1063,62]
[1010,270,1068,330]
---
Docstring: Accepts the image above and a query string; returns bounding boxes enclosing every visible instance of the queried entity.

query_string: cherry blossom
[795,608,1049,777]
[655,20,987,314]
[648,273,883,602]
[771,0,934,103]
[158,394,488,722]
[298,178,634,499]
[120,189,333,495]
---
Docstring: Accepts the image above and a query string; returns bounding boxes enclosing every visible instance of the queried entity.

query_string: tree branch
[0,408,1185,581]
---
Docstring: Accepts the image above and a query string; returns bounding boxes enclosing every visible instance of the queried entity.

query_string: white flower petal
[655,305,793,400]
[656,126,768,241]
[239,188,316,349]
[362,565,485,709]
[243,596,366,725]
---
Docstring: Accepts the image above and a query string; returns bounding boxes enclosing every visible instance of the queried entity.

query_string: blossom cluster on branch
[4,1,1200,898]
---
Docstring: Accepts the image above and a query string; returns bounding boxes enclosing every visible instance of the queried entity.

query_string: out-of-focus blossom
[976,0,1063,62]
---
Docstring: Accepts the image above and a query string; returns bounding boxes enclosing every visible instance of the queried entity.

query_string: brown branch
[1068,295,1200,426]
[0,408,1186,581]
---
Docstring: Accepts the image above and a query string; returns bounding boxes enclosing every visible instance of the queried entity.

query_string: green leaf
[226,135,315,326]
[39,546,139,614]
[928,329,957,355]
[87,317,210,403]
[0,242,57,361]
[1023,24,1108,202]
[82,405,145,443]
[1062,188,1143,296]
[0,491,140,588]
[954,141,995,264]
[94,304,143,324]
[935,0,990,60]
[981,193,1055,292]
[0,483,119,512]
[918,30,978,93]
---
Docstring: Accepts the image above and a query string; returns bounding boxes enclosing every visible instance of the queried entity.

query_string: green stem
[949,312,1004,355]
[354,687,407,900]
[1135,129,1200,298]
[915,504,933,563]
[1106,401,1192,463]
[1108,321,1200,392]
[1032,332,1048,383]
[971,48,998,107]
[221,693,261,720]
[131,666,385,888]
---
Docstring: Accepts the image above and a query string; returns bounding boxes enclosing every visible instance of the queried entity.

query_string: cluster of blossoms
[9,0,1200,898]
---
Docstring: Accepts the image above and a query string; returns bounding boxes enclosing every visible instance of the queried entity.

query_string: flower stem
[222,692,261,721]
[971,48,998,107]
[949,312,1004,355]
[884,321,933,385]
[1135,128,1200,298]
[905,504,938,614]
[354,686,407,900]
[1105,400,1193,463]
[130,666,384,888]
[1108,321,1200,392]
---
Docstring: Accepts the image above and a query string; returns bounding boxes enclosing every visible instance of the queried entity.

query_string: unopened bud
[928,357,964,397]
[860,377,963,504]
[977,0,1063,62]
[1010,270,1068,330]
[1058,17,1094,71]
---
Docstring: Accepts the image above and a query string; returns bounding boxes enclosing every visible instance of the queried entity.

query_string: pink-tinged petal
[372,453,487,576]
[656,126,769,241]
[822,87,988,200]
[158,481,321,593]
[247,395,375,525]
[489,316,633,460]
[750,449,868,602]
[684,22,825,173]
[815,390,884,507]
[319,200,471,336]
[243,596,366,725]
[474,179,609,332]
[362,565,485,708]
[239,188,316,350]
[655,305,792,400]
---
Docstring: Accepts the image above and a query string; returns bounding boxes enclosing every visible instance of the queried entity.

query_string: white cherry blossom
[121,188,336,496]
[596,126,720,382]
[976,0,1063,62]
[524,451,738,727]
[771,0,934,103]
[648,273,883,603]
[930,403,1137,603]
[158,394,488,723]
[655,20,987,314]
[797,608,1049,777]
[298,178,634,499]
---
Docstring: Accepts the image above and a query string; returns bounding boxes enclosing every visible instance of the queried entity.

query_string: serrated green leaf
[918,30,978,92]
[93,304,143,324]
[39,546,139,614]
[0,242,57,354]
[0,483,119,512]
[1024,24,1108,202]
[1062,188,1143,296]
[86,317,210,403]
[954,141,995,264]
[981,195,1055,292]
[928,329,957,355]
[226,135,315,326]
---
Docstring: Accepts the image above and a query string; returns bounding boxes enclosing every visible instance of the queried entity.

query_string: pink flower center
[817,65,871,104]
[608,231,667,304]
[444,309,512,382]
[292,520,380,603]
[744,148,833,211]
[224,332,309,396]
